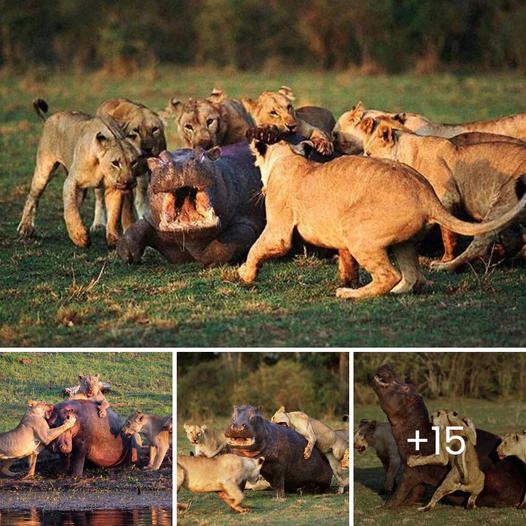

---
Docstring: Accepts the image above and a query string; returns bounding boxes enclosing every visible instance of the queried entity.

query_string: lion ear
[241,97,256,114]
[78,373,84,380]
[170,98,184,119]
[393,112,407,124]
[183,424,190,431]
[278,85,295,102]
[27,400,36,407]
[359,117,377,135]
[290,140,314,158]
[349,101,364,120]
[462,418,477,445]
[201,424,207,431]
[95,133,108,147]
[208,87,225,104]
[94,373,100,380]
[278,406,286,413]
[377,123,395,145]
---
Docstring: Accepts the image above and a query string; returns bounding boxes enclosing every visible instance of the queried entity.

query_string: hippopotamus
[372,364,526,508]
[47,399,138,476]
[116,141,266,266]
[224,405,332,497]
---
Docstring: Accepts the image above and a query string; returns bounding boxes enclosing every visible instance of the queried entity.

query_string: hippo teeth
[374,374,389,387]
[226,437,255,447]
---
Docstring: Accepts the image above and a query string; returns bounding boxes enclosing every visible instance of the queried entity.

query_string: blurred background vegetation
[177,351,349,420]
[355,352,526,405]
[2,0,526,76]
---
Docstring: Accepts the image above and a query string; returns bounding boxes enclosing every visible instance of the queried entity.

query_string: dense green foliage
[2,1,526,73]
[0,69,525,346]
[177,352,347,419]
[355,352,526,402]
[0,352,172,431]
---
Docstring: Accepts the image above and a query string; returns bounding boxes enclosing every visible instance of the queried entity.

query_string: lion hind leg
[390,242,429,294]
[133,175,149,219]
[18,156,59,237]
[22,452,38,479]
[1,459,17,477]
[217,485,249,513]
[336,246,400,299]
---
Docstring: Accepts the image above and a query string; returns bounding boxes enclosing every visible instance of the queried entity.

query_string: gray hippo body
[225,405,333,497]
[116,141,266,266]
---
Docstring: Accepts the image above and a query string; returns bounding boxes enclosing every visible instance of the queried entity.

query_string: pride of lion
[0,373,171,479]
[16,85,525,299]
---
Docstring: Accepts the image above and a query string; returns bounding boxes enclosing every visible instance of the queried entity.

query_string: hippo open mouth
[159,186,219,232]
[372,364,400,389]
[226,436,256,447]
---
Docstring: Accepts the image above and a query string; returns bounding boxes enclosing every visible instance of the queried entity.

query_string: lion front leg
[238,225,293,283]
[63,176,90,248]
[104,187,125,248]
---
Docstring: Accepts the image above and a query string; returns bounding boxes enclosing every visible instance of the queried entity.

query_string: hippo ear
[204,146,221,161]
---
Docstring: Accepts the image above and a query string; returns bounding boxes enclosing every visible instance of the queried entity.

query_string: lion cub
[184,423,228,458]
[177,454,264,513]
[407,409,484,511]
[271,406,349,493]
[0,400,76,479]
[17,99,140,248]
[121,410,171,470]
[67,374,109,418]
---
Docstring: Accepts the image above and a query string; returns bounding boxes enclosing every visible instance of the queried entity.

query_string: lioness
[407,410,484,511]
[363,120,526,268]
[17,99,140,248]
[68,373,109,417]
[242,86,335,155]
[354,419,400,494]
[271,406,349,493]
[94,98,167,229]
[183,423,227,458]
[170,88,253,149]
[177,454,264,513]
[121,410,171,470]
[0,400,76,479]
[333,101,526,154]
[496,431,526,508]
[238,128,526,298]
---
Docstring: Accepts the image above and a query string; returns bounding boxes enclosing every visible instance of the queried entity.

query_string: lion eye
[287,105,293,111]
[133,128,140,133]
[184,124,194,131]
[112,160,120,168]
[152,126,159,133]
[206,118,214,127]
[270,111,278,117]
[127,133,137,140]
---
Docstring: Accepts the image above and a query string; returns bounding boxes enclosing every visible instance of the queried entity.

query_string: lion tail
[429,187,526,236]
[32,98,49,122]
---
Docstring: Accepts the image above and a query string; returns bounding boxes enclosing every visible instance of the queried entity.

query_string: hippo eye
[112,160,120,168]
[206,118,215,127]
[270,111,278,117]
[184,123,194,132]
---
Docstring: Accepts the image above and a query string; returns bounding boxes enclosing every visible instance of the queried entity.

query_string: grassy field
[354,398,526,525]
[0,351,172,430]
[0,68,525,346]
[176,415,349,525]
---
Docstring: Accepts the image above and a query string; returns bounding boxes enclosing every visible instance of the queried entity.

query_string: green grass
[176,416,349,525]
[0,352,172,431]
[354,399,526,525]
[1,67,525,346]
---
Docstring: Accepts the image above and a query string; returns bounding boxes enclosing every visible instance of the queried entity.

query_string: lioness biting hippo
[238,129,526,298]
[225,405,332,497]
[116,142,266,266]
[372,364,526,508]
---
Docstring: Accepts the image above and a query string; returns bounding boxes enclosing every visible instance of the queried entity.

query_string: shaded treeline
[177,352,349,420]
[355,352,526,404]
[2,0,526,74]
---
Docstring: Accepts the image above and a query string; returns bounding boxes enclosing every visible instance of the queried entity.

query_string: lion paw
[17,222,35,238]
[310,132,334,156]
[106,233,119,250]
[70,229,91,248]
[238,263,257,283]
[90,223,106,233]
[98,409,106,418]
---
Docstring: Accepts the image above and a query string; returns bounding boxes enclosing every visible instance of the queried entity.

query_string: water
[0,507,172,526]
